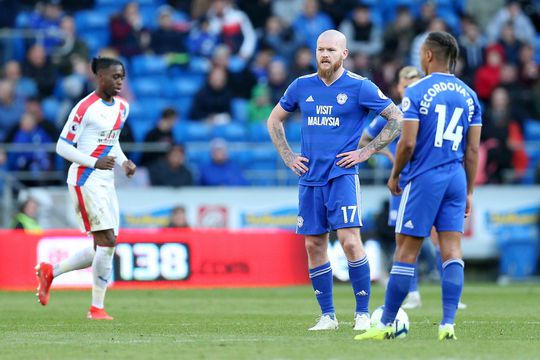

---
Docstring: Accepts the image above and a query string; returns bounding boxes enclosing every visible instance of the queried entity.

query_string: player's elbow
[401,139,416,153]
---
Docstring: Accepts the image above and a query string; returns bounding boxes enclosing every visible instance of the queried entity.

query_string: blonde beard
[317,59,343,80]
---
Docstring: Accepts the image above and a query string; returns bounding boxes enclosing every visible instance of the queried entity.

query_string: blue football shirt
[280,71,392,186]
[401,72,482,183]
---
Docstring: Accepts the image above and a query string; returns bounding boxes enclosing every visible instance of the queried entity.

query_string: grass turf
[1,283,539,359]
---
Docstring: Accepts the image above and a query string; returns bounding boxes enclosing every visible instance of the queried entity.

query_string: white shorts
[68,182,119,236]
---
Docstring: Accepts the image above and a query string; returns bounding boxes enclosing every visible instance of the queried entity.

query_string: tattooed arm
[267,104,309,176]
[337,103,403,168]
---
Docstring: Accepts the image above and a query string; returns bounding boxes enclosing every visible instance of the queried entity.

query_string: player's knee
[340,237,361,256]
[305,238,326,256]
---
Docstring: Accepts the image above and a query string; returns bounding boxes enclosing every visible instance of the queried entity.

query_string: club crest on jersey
[377,89,388,100]
[402,97,411,112]
[70,122,80,133]
[296,216,304,228]
[336,93,348,105]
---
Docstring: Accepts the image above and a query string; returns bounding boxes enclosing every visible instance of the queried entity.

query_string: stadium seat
[75,10,110,31]
[169,96,194,119]
[174,121,212,142]
[129,116,153,142]
[248,122,271,142]
[79,30,110,56]
[131,77,165,97]
[231,98,249,123]
[164,74,205,98]
[41,97,60,122]
[212,123,248,142]
[15,11,31,28]
[524,119,540,141]
[131,55,168,76]
[188,56,210,74]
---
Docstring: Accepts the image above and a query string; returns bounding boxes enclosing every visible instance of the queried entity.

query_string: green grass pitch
[1,283,539,359]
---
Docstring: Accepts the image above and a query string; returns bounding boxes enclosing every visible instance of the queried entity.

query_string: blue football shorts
[388,193,402,227]
[296,174,362,235]
[395,162,466,238]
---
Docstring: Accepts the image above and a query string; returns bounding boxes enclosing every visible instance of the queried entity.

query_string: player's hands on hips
[95,156,116,170]
[286,154,309,176]
[122,160,137,178]
[465,193,472,218]
[336,148,372,168]
[387,175,402,195]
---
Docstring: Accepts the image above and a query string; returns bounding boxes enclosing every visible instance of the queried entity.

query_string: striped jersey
[280,70,393,186]
[59,92,129,186]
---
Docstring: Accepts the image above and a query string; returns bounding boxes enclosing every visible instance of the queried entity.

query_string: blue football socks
[381,262,415,325]
[409,263,419,292]
[309,262,334,316]
[441,259,464,325]
[348,256,371,315]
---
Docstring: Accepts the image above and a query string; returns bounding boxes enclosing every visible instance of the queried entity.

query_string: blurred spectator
[272,0,304,26]
[168,205,189,228]
[517,43,539,87]
[319,0,356,28]
[382,6,415,63]
[188,15,220,58]
[206,0,257,60]
[250,48,274,82]
[22,97,58,140]
[237,0,272,31]
[27,0,64,54]
[529,78,540,120]
[414,0,437,35]
[199,138,248,186]
[259,16,300,60]
[481,87,528,183]
[52,15,89,76]
[289,46,316,79]
[0,148,6,195]
[267,59,289,105]
[459,16,486,82]
[189,66,233,123]
[499,64,527,120]
[140,107,178,166]
[12,197,42,231]
[6,112,55,186]
[338,4,382,57]
[474,43,505,101]
[211,44,257,99]
[292,0,333,51]
[110,2,151,58]
[148,144,193,187]
[22,44,58,98]
[410,18,447,71]
[151,5,189,55]
[486,0,535,45]
[497,21,524,65]
[248,83,273,123]
[0,80,26,141]
[2,60,38,99]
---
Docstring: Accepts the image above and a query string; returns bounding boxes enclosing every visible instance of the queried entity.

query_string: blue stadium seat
[231,98,249,123]
[188,56,210,74]
[174,121,212,142]
[75,10,110,31]
[41,97,60,122]
[131,77,165,97]
[524,119,540,141]
[79,30,110,56]
[285,121,302,142]
[164,74,205,98]
[169,96,194,119]
[186,149,211,167]
[248,122,271,142]
[212,123,248,142]
[131,55,168,76]
[129,116,153,142]
[130,97,169,122]
[15,11,31,28]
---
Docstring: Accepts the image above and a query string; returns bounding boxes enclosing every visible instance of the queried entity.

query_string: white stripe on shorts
[354,175,363,226]
[396,181,412,233]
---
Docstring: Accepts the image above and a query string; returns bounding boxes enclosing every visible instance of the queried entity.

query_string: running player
[267,29,403,331]
[35,57,136,320]
[356,31,482,340]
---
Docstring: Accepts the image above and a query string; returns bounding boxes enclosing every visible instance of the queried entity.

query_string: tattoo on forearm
[269,121,295,166]
[366,104,403,152]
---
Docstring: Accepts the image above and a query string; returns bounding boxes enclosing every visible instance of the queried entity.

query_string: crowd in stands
[0,0,540,187]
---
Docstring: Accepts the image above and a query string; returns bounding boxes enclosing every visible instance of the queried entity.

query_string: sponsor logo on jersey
[306,95,314,102]
[98,129,121,145]
[336,93,348,105]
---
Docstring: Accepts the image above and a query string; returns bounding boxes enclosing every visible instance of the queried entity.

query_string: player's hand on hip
[122,160,137,178]
[387,176,402,196]
[95,156,116,170]
[465,193,472,218]
[336,149,371,168]
[287,155,309,176]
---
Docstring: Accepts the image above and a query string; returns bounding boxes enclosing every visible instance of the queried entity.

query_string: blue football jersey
[401,72,482,184]
[280,71,393,186]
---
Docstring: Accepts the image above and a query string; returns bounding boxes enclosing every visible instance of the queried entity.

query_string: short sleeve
[401,87,420,122]
[364,116,387,138]
[279,79,299,113]
[59,104,88,145]
[470,92,482,126]
[358,79,393,115]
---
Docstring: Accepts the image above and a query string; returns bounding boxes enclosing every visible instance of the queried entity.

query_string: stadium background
[0,0,539,286]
